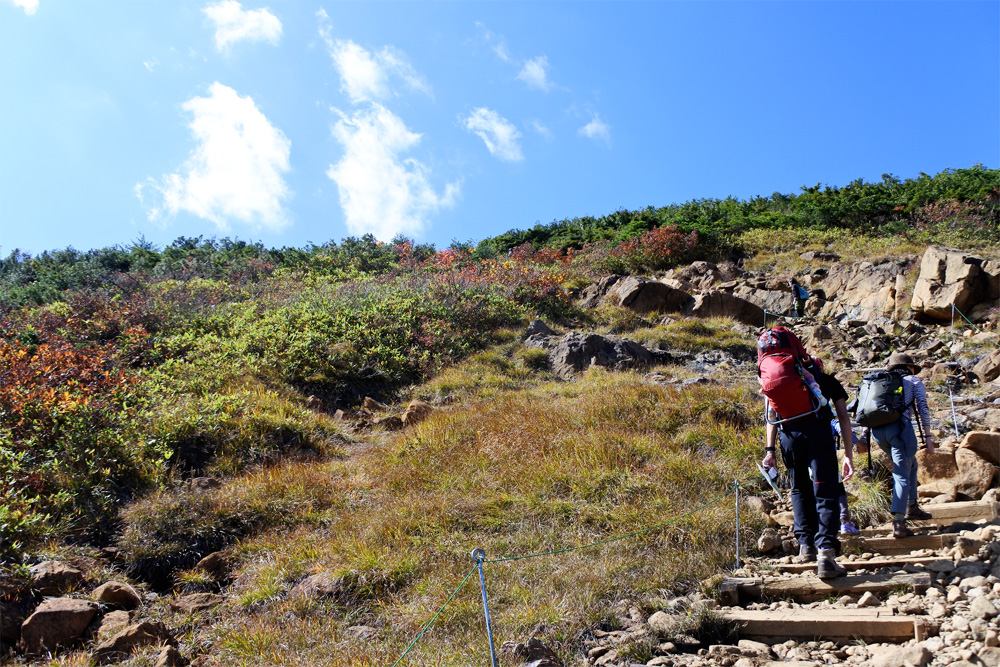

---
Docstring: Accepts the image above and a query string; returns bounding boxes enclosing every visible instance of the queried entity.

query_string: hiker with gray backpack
[855,352,936,539]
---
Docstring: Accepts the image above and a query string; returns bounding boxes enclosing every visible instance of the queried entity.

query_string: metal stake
[471,548,499,667]
[734,480,741,570]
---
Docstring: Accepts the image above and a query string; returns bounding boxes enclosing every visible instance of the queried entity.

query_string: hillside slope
[0,239,998,666]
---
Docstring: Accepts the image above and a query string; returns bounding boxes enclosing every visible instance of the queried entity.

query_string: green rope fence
[389,563,479,667]
[952,304,1000,349]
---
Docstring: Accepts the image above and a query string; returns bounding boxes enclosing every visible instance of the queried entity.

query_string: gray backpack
[855,369,909,428]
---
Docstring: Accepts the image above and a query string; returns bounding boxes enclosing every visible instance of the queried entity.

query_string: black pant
[778,417,841,552]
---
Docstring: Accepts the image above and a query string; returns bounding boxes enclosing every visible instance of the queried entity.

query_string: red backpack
[756,327,823,424]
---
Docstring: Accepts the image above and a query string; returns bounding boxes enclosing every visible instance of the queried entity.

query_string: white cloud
[138,82,291,231]
[474,22,511,62]
[326,39,431,104]
[143,58,158,72]
[204,0,281,52]
[579,114,611,146]
[464,108,523,162]
[517,56,553,92]
[10,0,38,14]
[529,119,553,140]
[326,103,459,240]
[494,41,512,63]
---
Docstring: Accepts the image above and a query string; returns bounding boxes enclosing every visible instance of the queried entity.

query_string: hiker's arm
[833,398,854,481]
[763,422,777,468]
[912,380,935,452]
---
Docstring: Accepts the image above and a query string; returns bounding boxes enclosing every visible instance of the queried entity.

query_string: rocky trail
[569,492,1000,667]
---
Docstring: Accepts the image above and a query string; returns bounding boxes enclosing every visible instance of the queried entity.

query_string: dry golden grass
[156,364,767,667]
[738,228,927,274]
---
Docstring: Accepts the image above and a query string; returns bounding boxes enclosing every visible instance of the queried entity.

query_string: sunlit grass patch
[590,303,660,334]
[200,368,761,665]
[738,229,926,273]
[140,369,349,476]
[628,317,757,360]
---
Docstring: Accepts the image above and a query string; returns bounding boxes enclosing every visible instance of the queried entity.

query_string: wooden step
[843,533,982,557]
[854,500,998,536]
[718,572,931,605]
[910,500,999,523]
[775,555,943,575]
[723,608,929,643]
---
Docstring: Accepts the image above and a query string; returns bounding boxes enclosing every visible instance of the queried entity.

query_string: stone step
[718,572,931,605]
[722,608,929,643]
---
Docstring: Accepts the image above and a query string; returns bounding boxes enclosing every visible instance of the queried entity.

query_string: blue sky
[1,0,997,256]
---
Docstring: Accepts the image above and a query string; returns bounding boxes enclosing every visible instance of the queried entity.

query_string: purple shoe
[840,521,860,535]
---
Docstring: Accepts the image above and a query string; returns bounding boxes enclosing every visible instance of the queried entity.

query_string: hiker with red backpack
[758,327,855,579]
[855,352,936,538]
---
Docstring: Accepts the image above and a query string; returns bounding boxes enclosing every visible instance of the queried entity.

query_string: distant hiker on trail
[789,278,809,317]
[757,327,854,579]
[855,352,936,539]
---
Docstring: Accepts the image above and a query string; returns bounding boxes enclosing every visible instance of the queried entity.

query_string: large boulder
[578,275,622,309]
[960,431,1000,466]
[607,276,692,314]
[821,260,909,319]
[911,246,999,320]
[20,597,99,656]
[973,349,1000,383]
[730,285,795,317]
[966,407,1000,430]
[917,444,997,500]
[686,290,765,327]
[672,261,727,290]
[548,332,656,380]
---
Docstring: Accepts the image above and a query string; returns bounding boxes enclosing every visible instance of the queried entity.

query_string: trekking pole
[471,549,499,667]
[947,383,960,439]
[912,406,927,449]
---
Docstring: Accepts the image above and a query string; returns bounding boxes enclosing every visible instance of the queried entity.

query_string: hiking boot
[892,518,914,539]
[840,521,860,536]
[905,503,933,521]
[816,548,846,579]
[793,544,817,563]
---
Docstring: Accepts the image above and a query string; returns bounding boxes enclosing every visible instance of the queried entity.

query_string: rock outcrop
[911,246,1000,321]
[607,275,693,314]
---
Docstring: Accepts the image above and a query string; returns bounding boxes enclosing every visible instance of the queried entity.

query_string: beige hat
[886,352,920,373]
